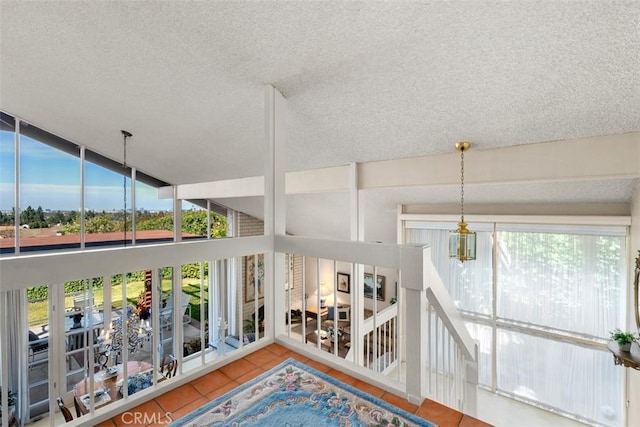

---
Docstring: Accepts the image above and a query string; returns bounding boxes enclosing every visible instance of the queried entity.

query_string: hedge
[26,262,209,301]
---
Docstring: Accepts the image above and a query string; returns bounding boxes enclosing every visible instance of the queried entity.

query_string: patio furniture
[160,354,178,378]
[56,397,73,423]
[73,361,156,415]
[28,331,48,363]
[159,292,192,329]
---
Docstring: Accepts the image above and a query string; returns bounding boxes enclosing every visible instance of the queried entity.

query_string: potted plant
[610,328,637,351]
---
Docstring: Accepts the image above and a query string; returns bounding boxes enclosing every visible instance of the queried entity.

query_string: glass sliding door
[181,262,211,361]
[27,286,50,419]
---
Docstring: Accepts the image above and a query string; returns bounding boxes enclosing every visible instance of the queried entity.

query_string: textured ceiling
[1,1,639,240]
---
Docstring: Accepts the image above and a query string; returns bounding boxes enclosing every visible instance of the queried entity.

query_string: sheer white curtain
[496,230,626,338]
[0,290,28,426]
[405,224,493,315]
[406,222,627,426]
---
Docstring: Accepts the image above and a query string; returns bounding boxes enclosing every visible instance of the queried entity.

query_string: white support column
[396,204,406,383]
[207,200,212,239]
[131,167,137,245]
[173,186,182,242]
[172,263,183,371]
[401,244,429,405]
[151,269,161,371]
[464,343,479,416]
[13,119,20,254]
[80,146,86,249]
[264,85,287,338]
[349,162,359,242]
[349,162,362,362]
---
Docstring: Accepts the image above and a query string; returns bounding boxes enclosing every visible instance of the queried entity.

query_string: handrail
[0,235,271,291]
[426,267,477,361]
[362,303,397,333]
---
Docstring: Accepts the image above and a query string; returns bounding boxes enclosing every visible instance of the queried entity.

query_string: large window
[135,179,173,245]
[84,157,130,247]
[0,114,16,255]
[0,111,200,252]
[405,220,627,426]
[19,129,81,252]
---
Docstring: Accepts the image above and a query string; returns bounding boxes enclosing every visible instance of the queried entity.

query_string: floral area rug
[170,358,437,426]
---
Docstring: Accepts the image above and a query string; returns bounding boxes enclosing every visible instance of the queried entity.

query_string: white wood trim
[401,213,631,226]
[0,236,271,291]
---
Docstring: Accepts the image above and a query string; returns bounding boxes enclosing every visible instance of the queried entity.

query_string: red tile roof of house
[0,230,201,249]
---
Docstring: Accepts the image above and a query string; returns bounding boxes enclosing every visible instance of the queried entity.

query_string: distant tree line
[0,206,78,228]
[0,205,227,238]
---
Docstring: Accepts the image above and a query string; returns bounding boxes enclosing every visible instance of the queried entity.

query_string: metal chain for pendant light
[460,148,465,223]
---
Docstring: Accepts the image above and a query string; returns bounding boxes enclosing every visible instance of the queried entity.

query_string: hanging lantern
[449,142,476,262]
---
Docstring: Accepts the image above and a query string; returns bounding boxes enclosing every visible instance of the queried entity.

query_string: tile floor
[79,343,491,427]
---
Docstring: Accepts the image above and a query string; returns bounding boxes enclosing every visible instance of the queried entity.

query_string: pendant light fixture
[121,130,132,247]
[449,141,476,262]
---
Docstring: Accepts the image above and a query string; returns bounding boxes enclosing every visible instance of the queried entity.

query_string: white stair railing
[424,260,479,415]
[361,304,398,374]
[275,236,478,415]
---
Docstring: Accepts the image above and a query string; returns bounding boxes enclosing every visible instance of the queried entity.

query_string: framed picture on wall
[337,272,350,294]
[245,254,264,302]
[364,273,385,301]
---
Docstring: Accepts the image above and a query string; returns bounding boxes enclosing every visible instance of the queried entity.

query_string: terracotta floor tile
[204,380,240,401]
[304,359,331,373]
[235,367,266,384]
[166,396,208,422]
[244,347,280,366]
[281,350,310,364]
[326,368,359,386]
[143,421,174,427]
[415,399,463,427]
[459,414,494,427]
[111,399,166,427]
[351,379,385,398]
[95,420,116,427]
[259,354,288,370]
[105,348,469,427]
[154,383,203,413]
[381,392,419,415]
[189,370,233,395]
[264,343,289,355]
[218,358,258,379]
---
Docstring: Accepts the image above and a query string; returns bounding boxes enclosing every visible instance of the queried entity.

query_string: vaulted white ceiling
[1,1,639,241]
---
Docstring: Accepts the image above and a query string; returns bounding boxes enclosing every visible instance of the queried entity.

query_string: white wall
[303,257,399,311]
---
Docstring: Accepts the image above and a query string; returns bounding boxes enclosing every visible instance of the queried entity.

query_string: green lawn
[28,278,208,328]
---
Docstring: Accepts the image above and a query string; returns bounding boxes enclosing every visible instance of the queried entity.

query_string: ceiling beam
[161,132,640,199]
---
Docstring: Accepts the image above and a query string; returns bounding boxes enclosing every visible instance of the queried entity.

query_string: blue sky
[0,131,173,212]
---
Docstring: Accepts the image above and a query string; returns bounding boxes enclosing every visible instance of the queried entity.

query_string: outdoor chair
[56,397,73,423]
[160,354,178,378]
[159,292,192,329]
[73,395,83,418]
[28,331,49,363]
[72,294,97,313]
